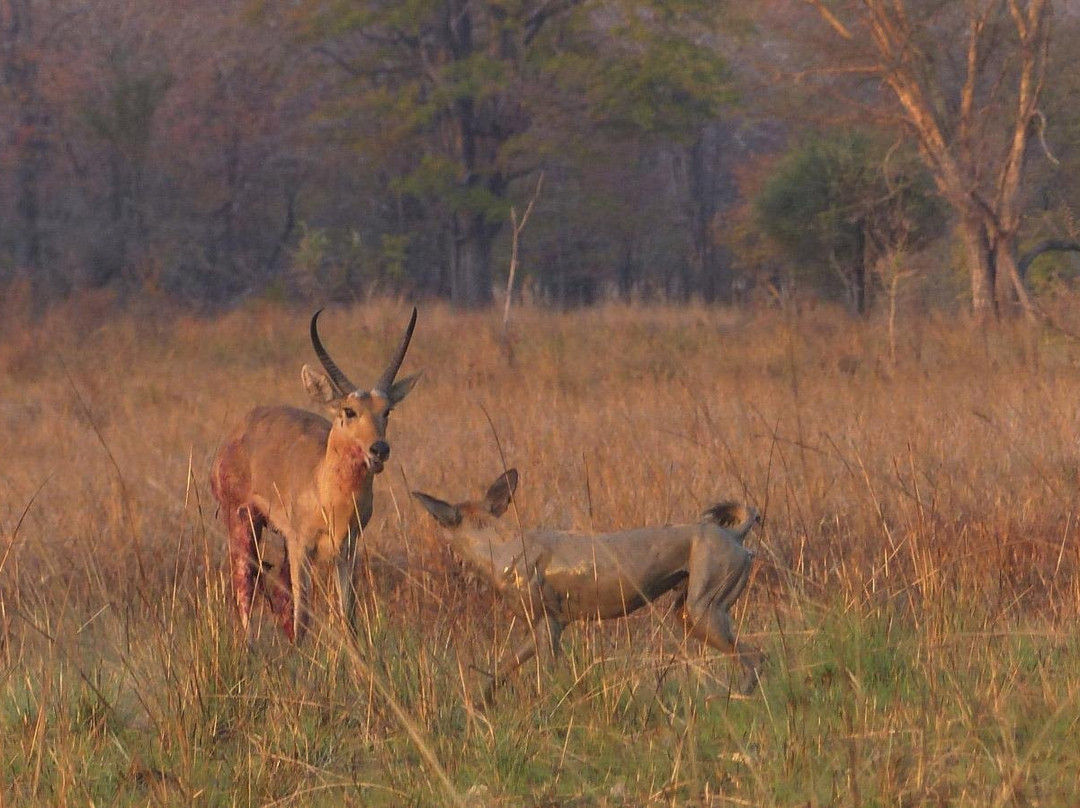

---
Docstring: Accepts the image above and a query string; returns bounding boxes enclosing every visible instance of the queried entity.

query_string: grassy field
[1,299,1079,806]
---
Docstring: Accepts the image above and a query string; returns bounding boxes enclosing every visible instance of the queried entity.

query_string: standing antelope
[413,469,764,703]
[211,308,419,643]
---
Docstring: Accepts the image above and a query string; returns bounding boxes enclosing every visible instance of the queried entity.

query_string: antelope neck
[325,435,371,492]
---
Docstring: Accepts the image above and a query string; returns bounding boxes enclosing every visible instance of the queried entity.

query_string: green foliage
[378,233,410,281]
[757,136,861,256]
[83,55,173,159]
[278,0,735,304]
[7,592,1080,806]
[588,30,733,142]
[754,132,943,309]
[291,222,412,300]
[1026,250,1080,295]
[394,154,508,222]
[292,223,333,277]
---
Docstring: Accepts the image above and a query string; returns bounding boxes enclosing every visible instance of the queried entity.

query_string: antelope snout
[370,441,390,463]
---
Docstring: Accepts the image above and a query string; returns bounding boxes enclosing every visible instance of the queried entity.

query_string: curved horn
[310,309,357,394]
[374,307,418,395]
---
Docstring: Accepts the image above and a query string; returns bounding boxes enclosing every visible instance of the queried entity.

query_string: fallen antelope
[211,308,419,643]
[412,470,763,702]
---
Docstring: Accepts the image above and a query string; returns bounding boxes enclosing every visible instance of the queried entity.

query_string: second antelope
[211,308,419,643]
[413,470,764,703]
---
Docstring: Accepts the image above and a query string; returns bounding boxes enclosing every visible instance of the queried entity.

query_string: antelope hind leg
[683,554,762,695]
[682,602,761,695]
[227,506,265,641]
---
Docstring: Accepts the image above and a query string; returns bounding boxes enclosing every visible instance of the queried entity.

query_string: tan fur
[413,470,764,703]
[211,309,419,643]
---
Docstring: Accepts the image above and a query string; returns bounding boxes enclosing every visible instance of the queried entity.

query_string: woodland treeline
[2,0,1079,317]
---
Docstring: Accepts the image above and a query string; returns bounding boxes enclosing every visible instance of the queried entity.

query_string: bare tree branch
[806,0,854,40]
[524,0,586,46]
[1018,238,1080,279]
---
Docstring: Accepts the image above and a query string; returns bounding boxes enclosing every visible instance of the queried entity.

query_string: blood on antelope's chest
[321,443,373,537]
[332,442,371,491]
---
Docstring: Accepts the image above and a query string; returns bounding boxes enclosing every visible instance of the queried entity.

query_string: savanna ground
[1,298,1080,806]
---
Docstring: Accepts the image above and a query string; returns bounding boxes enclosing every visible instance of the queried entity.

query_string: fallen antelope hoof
[703,671,760,702]
[725,689,758,702]
[737,669,761,697]
[478,680,501,710]
[464,663,498,708]
[706,687,756,704]
[468,662,496,679]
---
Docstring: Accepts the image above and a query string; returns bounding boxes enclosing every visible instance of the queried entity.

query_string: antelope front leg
[335,528,360,636]
[482,616,563,705]
[288,544,314,645]
[268,544,295,641]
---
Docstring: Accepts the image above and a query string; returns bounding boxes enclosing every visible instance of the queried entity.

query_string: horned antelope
[211,308,419,643]
[413,470,764,703]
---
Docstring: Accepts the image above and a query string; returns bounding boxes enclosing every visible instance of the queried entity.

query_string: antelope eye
[343,407,357,419]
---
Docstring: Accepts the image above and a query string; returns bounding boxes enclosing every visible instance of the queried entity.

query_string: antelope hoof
[737,670,759,697]
[473,667,498,708]
[737,656,764,696]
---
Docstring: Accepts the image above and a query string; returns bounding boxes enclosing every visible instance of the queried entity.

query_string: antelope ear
[302,365,339,405]
[484,468,518,517]
[388,372,422,405]
[412,492,462,528]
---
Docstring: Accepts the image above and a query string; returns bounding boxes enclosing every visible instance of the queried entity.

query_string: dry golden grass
[1,297,1079,805]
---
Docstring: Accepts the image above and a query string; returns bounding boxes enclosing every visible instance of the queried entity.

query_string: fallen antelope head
[412,469,764,703]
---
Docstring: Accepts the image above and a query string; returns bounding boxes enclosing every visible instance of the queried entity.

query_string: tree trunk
[960,213,997,320]
[688,134,717,303]
[852,225,867,315]
[991,231,1035,318]
[14,124,44,273]
[3,0,52,303]
[451,211,495,308]
[805,0,1050,325]
[616,238,636,302]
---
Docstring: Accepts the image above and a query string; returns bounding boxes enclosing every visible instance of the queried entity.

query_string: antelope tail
[702,501,760,544]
